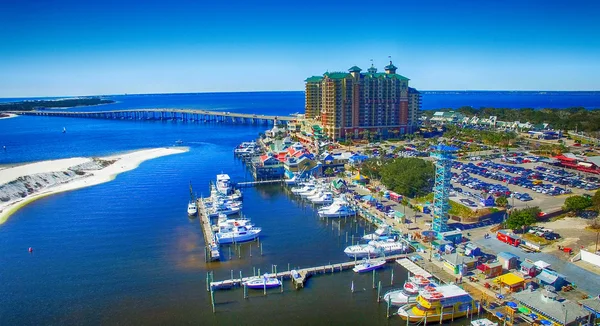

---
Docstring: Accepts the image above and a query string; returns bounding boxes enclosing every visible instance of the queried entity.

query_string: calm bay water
[1,91,598,325]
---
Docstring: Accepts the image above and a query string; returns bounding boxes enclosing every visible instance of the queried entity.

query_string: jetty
[198,198,220,261]
[209,253,408,291]
[396,258,432,278]
[234,179,285,188]
[9,109,295,125]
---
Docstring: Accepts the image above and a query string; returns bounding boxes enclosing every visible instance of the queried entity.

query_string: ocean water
[1,91,598,325]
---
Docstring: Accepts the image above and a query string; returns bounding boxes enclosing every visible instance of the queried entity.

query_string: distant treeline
[424,106,600,132]
[0,98,115,111]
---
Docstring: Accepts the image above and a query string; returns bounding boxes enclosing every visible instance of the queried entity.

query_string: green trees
[495,196,508,207]
[505,207,541,231]
[324,167,334,176]
[563,195,593,213]
[0,98,114,111]
[592,190,600,211]
[377,158,435,198]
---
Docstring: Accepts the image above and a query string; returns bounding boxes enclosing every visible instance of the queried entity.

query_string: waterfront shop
[497,252,520,270]
[537,269,568,292]
[494,272,525,293]
[441,253,477,274]
[477,262,503,279]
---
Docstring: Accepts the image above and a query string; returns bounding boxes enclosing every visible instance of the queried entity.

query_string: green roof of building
[305,76,324,83]
[348,66,362,72]
[362,73,409,80]
[385,63,397,70]
[324,72,350,79]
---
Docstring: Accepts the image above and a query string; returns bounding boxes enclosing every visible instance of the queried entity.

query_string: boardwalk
[234,179,285,188]
[209,253,408,290]
[396,258,432,278]
[198,198,220,261]
[9,108,296,125]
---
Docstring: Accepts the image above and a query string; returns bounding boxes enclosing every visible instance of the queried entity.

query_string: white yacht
[369,240,406,256]
[207,200,241,217]
[471,319,498,326]
[353,259,386,273]
[187,201,198,216]
[284,174,298,186]
[291,183,314,194]
[216,174,233,195]
[318,201,356,218]
[344,244,378,259]
[300,187,321,198]
[309,192,333,205]
[363,226,392,240]
[215,218,261,244]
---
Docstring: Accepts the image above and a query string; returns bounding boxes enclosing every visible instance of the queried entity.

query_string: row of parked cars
[451,171,512,198]
[528,226,561,240]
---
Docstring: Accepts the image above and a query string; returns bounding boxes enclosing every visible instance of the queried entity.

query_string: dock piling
[377,281,381,302]
[260,243,263,256]
[391,269,394,285]
[372,270,376,289]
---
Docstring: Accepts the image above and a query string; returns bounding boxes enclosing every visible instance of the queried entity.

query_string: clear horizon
[1,0,599,97]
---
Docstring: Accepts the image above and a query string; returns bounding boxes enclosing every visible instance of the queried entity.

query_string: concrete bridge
[9,108,297,125]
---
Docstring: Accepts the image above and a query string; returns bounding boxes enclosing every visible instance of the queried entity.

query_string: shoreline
[0,147,189,224]
[0,113,17,120]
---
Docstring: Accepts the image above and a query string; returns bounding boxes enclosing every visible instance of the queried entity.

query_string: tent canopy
[352,173,369,181]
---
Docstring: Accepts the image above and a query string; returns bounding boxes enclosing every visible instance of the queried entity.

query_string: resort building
[304,61,420,140]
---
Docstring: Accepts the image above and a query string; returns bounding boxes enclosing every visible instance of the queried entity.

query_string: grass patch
[522,233,553,246]
[414,192,477,219]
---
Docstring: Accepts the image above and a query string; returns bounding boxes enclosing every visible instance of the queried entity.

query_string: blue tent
[362,195,376,202]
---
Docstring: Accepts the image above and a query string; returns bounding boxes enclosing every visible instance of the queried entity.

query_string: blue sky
[1,0,599,97]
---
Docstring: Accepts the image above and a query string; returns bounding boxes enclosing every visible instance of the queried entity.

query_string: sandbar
[0,147,189,224]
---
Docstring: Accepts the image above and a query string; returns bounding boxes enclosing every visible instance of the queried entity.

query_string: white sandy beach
[0,147,189,224]
[0,113,18,120]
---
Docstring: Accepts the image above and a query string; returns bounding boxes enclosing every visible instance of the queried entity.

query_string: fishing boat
[344,244,379,259]
[187,182,198,216]
[291,183,315,194]
[299,186,321,198]
[244,275,281,289]
[62,127,66,133]
[284,174,298,186]
[403,275,433,294]
[215,218,261,244]
[397,284,476,323]
[187,201,197,216]
[309,192,333,205]
[318,201,356,218]
[216,174,233,195]
[353,259,386,273]
[175,140,183,144]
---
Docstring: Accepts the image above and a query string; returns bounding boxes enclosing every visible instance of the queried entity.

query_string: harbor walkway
[209,253,408,291]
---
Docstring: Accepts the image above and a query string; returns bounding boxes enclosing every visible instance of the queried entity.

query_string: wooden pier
[198,198,220,261]
[209,253,408,291]
[9,108,295,125]
[234,179,285,188]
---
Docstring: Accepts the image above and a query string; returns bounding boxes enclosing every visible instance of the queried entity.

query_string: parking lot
[449,153,597,213]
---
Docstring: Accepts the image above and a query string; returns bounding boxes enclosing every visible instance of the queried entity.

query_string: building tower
[430,144,458,233]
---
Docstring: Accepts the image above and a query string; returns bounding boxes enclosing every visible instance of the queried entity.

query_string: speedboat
[187,201,197,216]
[215,219,261,244]
[208,203,241,217]
[309,192,333,205]
[318,202,356,218]
[353,259,386,273]
[244,275,281,289]
[344,244,378,259]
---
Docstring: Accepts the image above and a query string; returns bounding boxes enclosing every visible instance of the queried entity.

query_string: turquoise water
[2,91,595,324]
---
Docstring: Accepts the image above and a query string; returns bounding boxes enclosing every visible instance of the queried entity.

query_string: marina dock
[209,253,408,291]
[198,198,220,261]
[234,179,285,188]
[396,258,432,278]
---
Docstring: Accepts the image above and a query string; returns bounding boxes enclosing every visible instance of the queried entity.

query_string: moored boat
[187,201,197,216]
[215,218,261,244]
[471,318,498,326]
[244,275,281,289]
[344,244,378,259]
[318,201,356,218]
[353,259,386,273]
[383,276,437,306]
